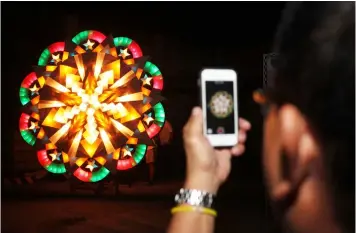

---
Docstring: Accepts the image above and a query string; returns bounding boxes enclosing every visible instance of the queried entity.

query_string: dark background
[206,81,235,134]
[2,2,285,232]
[2,1,285,175]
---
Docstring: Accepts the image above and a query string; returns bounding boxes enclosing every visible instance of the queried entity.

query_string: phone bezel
[200,68,239,148]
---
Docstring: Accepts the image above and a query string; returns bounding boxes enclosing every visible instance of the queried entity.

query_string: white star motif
[119,48,130,59]
[29,121,39,131]
[85,160,98,172]
[49,151,61,161]
[143,77,152,86]
[84,40,95,50]
[122,146,132,157]
[51,54,61,64]
[143,114,154,125]
[29,85,40,93]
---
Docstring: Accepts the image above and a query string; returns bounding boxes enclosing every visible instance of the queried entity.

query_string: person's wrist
[184,173,219,195]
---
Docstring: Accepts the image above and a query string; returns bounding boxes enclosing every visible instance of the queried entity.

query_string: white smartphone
[199,68,238,148]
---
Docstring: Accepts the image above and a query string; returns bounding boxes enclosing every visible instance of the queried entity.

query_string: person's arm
[167,108,251,233]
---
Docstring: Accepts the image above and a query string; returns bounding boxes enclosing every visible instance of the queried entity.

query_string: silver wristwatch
[174,188,216,208]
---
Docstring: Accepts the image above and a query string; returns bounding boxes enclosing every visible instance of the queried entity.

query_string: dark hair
[272,2,355,231]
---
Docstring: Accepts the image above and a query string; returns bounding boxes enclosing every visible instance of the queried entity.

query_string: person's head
[262,2,355,233]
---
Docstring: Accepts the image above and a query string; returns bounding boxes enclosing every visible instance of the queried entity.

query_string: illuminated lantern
[19,30,166,182]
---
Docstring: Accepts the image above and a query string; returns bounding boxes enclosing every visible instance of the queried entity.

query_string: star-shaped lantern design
[121,145,134,158]
[85,160,98,172]
[19,30,167,182]
[143,113,154,126]
[49,150,61,161]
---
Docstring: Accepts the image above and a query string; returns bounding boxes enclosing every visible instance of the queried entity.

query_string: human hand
[183,107,251,194]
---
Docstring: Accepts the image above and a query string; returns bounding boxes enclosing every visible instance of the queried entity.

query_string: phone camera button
[217,127,225,134]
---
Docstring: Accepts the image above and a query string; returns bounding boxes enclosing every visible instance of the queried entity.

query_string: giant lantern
[19,30,166,182]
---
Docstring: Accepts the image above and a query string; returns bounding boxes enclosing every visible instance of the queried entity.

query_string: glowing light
[86,160,98,172]
[49,151,61,161]
[119,48,130,59]
[142,77,152,86]
[83,39,95,50]
[19,30,168,182]
[52,54,61,64]
[29,85,40,93]
[122,146,133,157]
[143,113,154,125]
[29,121,39,131]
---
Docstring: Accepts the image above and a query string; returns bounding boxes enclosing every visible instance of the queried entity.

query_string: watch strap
[174,188,216,208]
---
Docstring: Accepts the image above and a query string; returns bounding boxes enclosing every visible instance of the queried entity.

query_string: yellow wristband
[171,205,217,217]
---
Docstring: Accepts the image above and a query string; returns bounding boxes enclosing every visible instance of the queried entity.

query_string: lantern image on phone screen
[208,91,233,119]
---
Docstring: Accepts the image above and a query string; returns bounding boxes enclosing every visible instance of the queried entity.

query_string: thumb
[184,107,204,138]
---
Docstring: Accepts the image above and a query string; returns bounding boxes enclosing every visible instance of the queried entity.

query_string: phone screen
[205,81,235,135]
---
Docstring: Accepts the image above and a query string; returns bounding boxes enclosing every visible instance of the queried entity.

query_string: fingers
[231,144,245,156]
[183,107,204,143]
[238,129,247,143]
[229,118,251,156]
[183,110,250,157]
[239,118,251,131]
[231,127,248,156]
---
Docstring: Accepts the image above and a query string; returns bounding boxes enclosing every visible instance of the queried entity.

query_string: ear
[271,104,320,201]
